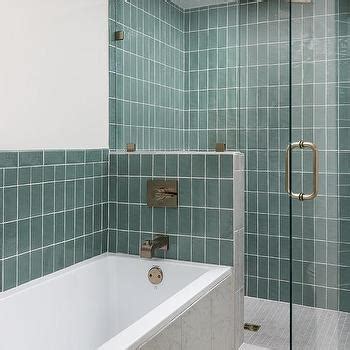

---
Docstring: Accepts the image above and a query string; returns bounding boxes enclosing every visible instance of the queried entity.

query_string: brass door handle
[285,141,319,201]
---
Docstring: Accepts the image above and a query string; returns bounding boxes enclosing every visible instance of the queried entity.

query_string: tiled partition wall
[184,3,240,150]
[108,152,244,269]
[0,150,108,291]
[139,276,243,350]
[109,0,185,150]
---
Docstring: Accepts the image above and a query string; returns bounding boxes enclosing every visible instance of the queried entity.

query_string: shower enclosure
[110,0,350,348]
[289,0,350,348]
[241,0,350,348]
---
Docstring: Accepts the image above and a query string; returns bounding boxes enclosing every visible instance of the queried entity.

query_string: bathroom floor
[243,297,350,350]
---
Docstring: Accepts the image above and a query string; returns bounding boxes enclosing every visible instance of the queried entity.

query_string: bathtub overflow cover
[148,266,163,285]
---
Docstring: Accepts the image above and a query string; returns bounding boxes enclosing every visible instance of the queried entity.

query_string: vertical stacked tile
[0,150,109,291]
[109,0,186,150]
[109,152,244,268]
[239,0,350,312]
[109,0,241,152]
[239,0,291,306]
[336,0,350,313]
[183,3,240,151]
[107,0,350,313]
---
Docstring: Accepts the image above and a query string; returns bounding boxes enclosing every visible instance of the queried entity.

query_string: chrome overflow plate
[148,266,163,285]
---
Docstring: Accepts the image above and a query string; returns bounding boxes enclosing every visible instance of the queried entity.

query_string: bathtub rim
[0,253,231,302]
[99,256,232,350]
[0,253,111,301]
[0,252,232,350]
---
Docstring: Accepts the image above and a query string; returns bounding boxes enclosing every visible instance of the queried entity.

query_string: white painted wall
[0,0,109,150]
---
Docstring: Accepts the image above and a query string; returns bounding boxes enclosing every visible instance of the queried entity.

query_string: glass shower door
[289,0,350,349]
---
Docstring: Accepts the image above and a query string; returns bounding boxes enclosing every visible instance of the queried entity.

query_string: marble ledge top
[110,150,244,155]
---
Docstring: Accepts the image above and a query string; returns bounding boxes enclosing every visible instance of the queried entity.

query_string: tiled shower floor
[243,297,350,350]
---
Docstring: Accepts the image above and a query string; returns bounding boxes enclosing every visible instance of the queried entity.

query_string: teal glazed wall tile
[109,0,185,151]
[86,149,102,163]
[4,222,17,258]
[179,207,191,235]
[18,220,30,254]
[5,169,17,186]
[192,237,205,263]
[220,240,233,266]
[206,239,219,265]
[18,167,30,185]
[18,254,30,285]
[117,154,128,175]
[4,188,17,222]
[184,4,240,151]
[166,154,178,176]
[179,178,192,206]
[220,180,233,209]
[206,155,219,178]
[206,179,219,207]
[108,152,239,268]
[129,154,140,175]
[4,257,16,291]
[192,154,205,177]
[31,166,43,183]
[0,149,109,292]
[108,1,239,151]
[0,152,18,168]
[220,155,234,178]
[179,155,192,177]
[192,179,205,206]
[237,0,350,313]
[111,0,349,313]
[44,150,65,165]
[31,250,43,280]
[66,150,85,163]
[19,151,43,167]
[179,236,191,261]
[154,155,166,176]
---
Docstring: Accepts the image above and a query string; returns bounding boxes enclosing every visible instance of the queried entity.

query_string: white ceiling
[171,0,238,10]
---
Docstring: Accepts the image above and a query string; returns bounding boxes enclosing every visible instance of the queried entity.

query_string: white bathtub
[0,253,239,350]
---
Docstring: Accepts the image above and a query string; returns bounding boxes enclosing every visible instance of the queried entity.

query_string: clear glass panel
[291,0,350,349]
[239,0,292,348]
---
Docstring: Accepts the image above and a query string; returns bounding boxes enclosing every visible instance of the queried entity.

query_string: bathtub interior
[0,254,229,350]
[108,254,217,332]
[0,255,114,350]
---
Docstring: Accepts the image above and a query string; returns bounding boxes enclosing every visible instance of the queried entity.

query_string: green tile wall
[0,150,109,291]
[239,0,350,312]
[108,0,240,151]
[108,152,244,267]
[109,0,186,150]
[238,0,291,305]
[108,0,350,313]
[184,3,240,150]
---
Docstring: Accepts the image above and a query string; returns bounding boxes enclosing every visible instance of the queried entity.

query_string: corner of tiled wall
[109,0,186,151]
